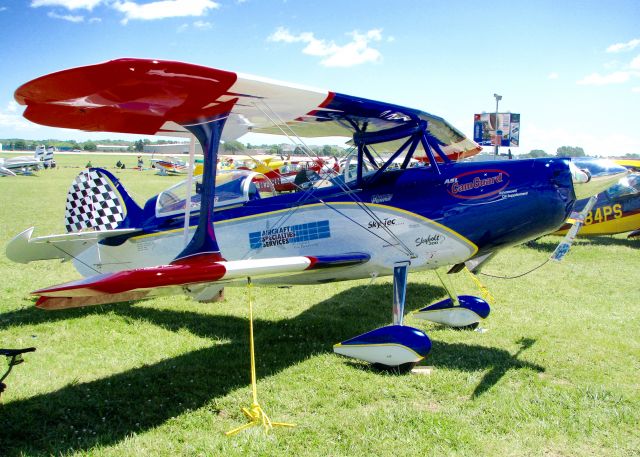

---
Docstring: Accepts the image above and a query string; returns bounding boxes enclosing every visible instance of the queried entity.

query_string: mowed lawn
[0,154,638,456]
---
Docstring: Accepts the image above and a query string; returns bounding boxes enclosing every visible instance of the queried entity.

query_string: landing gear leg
[333,262,431,369]
[414,268,491,328]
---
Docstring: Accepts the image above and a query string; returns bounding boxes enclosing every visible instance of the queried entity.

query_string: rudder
[65,168,142,233]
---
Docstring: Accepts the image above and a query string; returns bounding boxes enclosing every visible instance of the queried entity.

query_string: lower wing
[33,252,370,310]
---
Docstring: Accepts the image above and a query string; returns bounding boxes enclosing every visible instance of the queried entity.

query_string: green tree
[83,141,97,152]
[223,140,245,153]
[13,139,26,150]
[527,149,549,158]
[556,146,585,157]
[269,144,283,155]
[134,139,145,152]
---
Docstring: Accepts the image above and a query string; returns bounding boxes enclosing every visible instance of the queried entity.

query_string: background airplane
[555,159,639,238]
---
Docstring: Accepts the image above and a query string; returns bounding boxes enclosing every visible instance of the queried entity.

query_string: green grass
[0,155,639,456]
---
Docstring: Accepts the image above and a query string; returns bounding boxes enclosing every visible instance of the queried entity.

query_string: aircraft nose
[570,158,629,199]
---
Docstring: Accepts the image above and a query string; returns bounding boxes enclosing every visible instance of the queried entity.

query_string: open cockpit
[155,170,277,218]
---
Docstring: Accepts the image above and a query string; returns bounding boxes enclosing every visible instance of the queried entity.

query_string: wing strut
[173,99,237,262]
[353,120,452,186]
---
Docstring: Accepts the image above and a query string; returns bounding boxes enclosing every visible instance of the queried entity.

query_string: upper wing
[15,58,480,161]
[33,252,370,310]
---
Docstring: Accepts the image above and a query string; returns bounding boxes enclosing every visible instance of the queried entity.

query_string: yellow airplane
[555,159,640,237]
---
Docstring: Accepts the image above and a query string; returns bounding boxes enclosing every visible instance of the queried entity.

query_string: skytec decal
[249,220,331,249]
[446,169,510,200]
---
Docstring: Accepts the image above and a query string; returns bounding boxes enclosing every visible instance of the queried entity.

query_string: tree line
[519,146,639,159]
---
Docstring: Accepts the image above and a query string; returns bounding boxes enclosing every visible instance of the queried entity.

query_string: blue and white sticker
[249,220,331,249]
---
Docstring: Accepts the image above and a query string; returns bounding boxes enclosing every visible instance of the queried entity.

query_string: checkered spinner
[64,170,125,233]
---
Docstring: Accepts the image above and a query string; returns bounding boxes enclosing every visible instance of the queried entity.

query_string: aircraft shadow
[0,302,110,332]
[0,283,544,455]
[575,235,640,248]
[525,235,640,253]
[429,337,543,398]
[523,238,559,253]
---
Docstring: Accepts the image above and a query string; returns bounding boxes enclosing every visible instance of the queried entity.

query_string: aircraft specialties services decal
[445,169,510,200]
[249,220,331,249]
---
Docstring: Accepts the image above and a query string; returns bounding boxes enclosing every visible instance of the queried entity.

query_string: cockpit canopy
[606,173,640,200]
[156,170,275,218]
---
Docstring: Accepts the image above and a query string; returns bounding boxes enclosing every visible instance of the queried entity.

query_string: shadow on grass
[524,235,640,253]
[0,283,544,455]
[0,302,113,331]
[430,336,543,398]
[575,235,640,248]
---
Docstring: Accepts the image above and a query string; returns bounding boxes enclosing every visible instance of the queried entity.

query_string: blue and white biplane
[6,58,626,370]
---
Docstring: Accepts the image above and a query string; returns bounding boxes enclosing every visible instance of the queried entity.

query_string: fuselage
[77,158,575,285]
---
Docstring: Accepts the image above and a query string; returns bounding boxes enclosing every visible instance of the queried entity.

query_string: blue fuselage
[100,158,574,280]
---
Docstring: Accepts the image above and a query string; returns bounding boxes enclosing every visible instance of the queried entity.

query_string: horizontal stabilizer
[34,252,369,309]
[6,227,138,264]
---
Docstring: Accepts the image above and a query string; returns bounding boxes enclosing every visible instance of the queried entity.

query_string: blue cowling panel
[419,295,491,319]
[340,325,432,357]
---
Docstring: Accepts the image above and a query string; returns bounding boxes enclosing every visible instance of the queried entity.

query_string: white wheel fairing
[333,343,424,366]
[413,307,482,327]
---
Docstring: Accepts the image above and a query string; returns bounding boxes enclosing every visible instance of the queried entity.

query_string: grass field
[0,154,638,456]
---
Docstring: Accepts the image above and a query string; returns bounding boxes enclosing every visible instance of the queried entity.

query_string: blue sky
[0,0,638,156]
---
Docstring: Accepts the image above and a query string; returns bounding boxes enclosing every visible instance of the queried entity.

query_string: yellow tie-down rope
[226,279,295,436]
[463,267,495,305]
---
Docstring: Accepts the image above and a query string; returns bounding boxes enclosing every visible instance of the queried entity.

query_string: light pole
[494,93,502,156]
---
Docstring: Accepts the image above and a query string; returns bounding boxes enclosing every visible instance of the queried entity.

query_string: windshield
[156,170,275,217]
[606,173,640,199]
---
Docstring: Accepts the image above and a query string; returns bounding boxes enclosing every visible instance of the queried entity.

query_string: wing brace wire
[251,100,417,259]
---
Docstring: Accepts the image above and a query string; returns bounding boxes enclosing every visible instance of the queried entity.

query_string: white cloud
[0,6,7,12]
[31,0,103,10]
[177,20,211,32]
[112,0,219,24]
[577,71,631,85]
[606,38,640,53]
[629,55,640,70]
[268,27,383,67]
[88,16,101,23]
[193,20,211,29]
[6,101,19,114]
[548,72,559,80]
[632,87,640,93]
[0,102,39,132]
[47,11,84,22]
